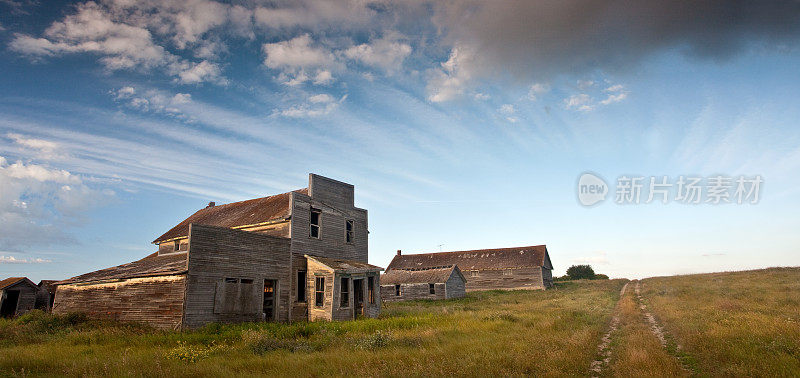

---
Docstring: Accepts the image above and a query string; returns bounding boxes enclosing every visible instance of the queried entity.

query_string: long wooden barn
[385,245,553,291]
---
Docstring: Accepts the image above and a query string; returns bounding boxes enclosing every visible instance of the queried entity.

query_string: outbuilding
[0,277,39,317]
[380,265,466,302]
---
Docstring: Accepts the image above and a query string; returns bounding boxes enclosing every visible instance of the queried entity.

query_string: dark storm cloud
[431,0,800,82]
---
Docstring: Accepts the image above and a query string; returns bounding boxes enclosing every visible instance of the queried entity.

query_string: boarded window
[395,284,401,296]
[470,271,479,278]
[214,278,259,315]
[345,220,354,243]
[297,271,307,302]
[340,277,349,307]
[315,277,325,306]
[503,269,513,276]
[367,276,375,304]
[429,283,436,294]
[310,207,321,238]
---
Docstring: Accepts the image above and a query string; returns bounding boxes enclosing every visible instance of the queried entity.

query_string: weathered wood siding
[307,258,335,321]
[182,224,292,328]
[289,176,368,263]
[445,271,466,299]
[290,255,309,322]
[52,275,185,329]
[463,267,545,291]
[1,282,38,316]
[542,267,553,288]
[380,282,446,302]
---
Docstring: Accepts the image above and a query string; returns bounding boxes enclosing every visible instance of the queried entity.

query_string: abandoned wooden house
[53,174,383,329]
[386,246,553,291]
[380,265,466,302]
[35,280,58,312]
[0,277,39,317]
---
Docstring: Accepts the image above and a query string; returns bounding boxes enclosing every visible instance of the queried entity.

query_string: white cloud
[528,83,550,101]
[263,34,337,86]
[600,92,628,105]
[6,133,64,160]
[474,92,490,100]
[564,93,595,112]
[308,94,334,103]
[344,33,412,73]
[605,84,624,92]
[577,80,595,90]
[8,1,228,85]
[0,255,53,264]
[279,94,347,118]
[112,86,194,118]
[0,156,112,249]
[499,104,515,115]
[427,45,475,102]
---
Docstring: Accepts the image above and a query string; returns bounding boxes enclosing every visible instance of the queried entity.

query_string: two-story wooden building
[53,174,382,329]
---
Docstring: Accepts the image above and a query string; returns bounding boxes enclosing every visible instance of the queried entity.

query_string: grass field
[0,280,623,377]
[1,268,798,377]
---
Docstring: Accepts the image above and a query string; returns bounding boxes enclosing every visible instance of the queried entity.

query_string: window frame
[429,283,436,294]
[339,277,350,308]
[315,277,325,307]
[309,207,321,239]
[367,276,375,304]
[345,219,354,244]
[297,270,307,303]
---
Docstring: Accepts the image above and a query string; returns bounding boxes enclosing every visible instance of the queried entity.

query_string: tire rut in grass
[589,281,629,377]
[634,280,696,375]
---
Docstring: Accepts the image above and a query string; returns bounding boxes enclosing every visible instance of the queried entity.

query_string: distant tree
[593,274,609,280]
[566,265,595,280]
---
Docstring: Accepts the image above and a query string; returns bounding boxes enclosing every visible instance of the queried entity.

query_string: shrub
[566,265,596,280]
[165,341,225,363]
[593,274,609,280]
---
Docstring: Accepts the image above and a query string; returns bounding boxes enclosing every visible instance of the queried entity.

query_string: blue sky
[1,0,799,281]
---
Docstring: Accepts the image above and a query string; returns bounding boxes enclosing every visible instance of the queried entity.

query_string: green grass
[0,279,624,377]
[640,267,800,376]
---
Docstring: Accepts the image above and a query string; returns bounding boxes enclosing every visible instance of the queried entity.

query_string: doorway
[353,279,364,319]
[1,290,20,318]
[263,280,276,321]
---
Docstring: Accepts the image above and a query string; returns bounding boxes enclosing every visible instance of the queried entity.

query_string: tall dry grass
[641,267,800,376]
[0,279,625,377]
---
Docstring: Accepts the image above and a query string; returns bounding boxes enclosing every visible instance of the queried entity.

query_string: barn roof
[0,277,37,290]
[152,188,307,244]
[381,265,464,285]
[386,245,551,271]
[57,252,188,285]
[305,255,383,274]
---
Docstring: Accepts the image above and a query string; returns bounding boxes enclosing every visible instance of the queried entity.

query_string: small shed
[0,277,39,317]
[380,265,466,302]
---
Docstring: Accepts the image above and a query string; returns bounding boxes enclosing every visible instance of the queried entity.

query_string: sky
[1,0,799,282]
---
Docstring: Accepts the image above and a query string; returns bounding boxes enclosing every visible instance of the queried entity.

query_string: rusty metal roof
[386,245,550,271]
[57,252,188,285]
[381,265,464,285]
[152,188,306,244]
[0,277,37,291]
[305,255,383,273]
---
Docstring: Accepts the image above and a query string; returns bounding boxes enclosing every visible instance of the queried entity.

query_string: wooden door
[353,279,364,318]
[263,280,276,321]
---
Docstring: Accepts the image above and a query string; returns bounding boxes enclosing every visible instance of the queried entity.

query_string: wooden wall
[290,255,309,322]
[306,258,380,320]
[1,282,38,317]
[289,183,368,264]
[307,258,336,321]
[183,224,292,328]
[53,275,186,329]
[463,267,545,291]
[380,282,446,302]
[445,271,466,299]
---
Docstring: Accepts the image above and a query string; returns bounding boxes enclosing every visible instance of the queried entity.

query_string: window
[297,271,307,302]
[340,277,349,307]
[394,284,401,296]
[225,277,238,283]
[310,207,321,238]
[173,240,180,251]
[470,270,479,278]
[315,277,325,306]
[345,219,354,243]
[429,283,436,294]
[367,276,375,304]
[503,269,513,276]
[241,278,254,284]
